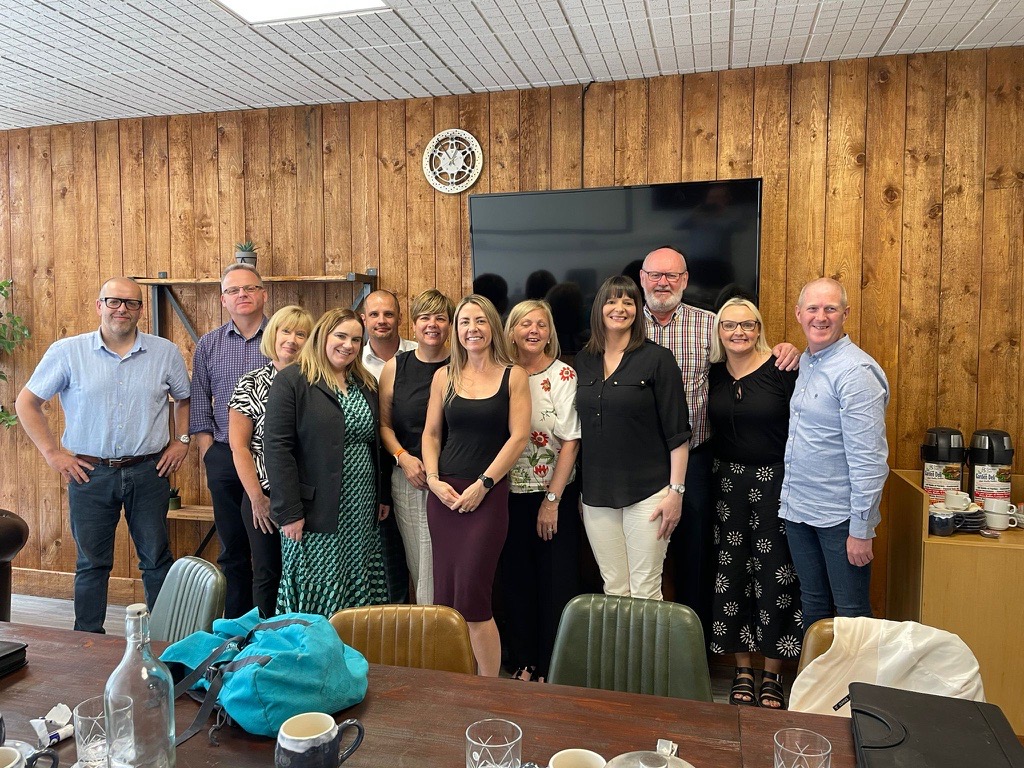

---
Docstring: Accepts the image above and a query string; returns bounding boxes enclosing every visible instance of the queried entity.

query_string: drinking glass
[773,728,831,768]
[73,695,133,768]
[466,718,522,768]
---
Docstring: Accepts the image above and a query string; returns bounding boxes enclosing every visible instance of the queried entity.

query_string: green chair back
[547,594,713,702]
[149,556,226,643]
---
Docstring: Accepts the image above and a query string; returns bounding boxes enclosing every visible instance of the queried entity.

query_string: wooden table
[0,623,854,768]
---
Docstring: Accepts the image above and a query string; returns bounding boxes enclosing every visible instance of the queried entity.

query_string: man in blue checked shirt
[779,278,890,631]
[17,277,191,633]
[190,263,270,618]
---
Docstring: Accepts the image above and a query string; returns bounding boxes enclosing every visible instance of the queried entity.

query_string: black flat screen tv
[469,179,762,355]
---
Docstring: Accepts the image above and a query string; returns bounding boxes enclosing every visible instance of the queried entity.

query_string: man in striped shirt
[641,246,798,637]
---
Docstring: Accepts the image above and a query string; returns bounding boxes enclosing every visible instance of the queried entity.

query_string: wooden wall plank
[753,65,792,345]
[520,88,550,193]
[95,122,123,280]
[459,93,489,296]
[241,110,271,286]
[349,102,380,286]
[322,103,353,310]
[550,85,583,190]
[582,82,614,188]
[269,108,299,308]
[937,50,986,436]
[142,118,170,277]
[295,106,325,316]
[785,62,829,344]
[681,72,718,181]
[897,53,946,468]
[378,100,408,313]
[118,120,147,279]
[0,132,13,512]
[216,112,245,267]
[488,91,520,195]
[979,48,1024,440]
[432,97,462,304]
[614,79,648,186]
[823,59,867,340]
[717,68,754,180]
[647,76,682,184]
[405,98,435,306]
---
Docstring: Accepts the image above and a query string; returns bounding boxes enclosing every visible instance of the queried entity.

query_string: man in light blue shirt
[778,278,889,630]
[16,277,191,633]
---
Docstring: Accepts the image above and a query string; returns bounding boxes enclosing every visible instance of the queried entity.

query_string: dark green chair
[547,594,713,701]
[149,556,226,643]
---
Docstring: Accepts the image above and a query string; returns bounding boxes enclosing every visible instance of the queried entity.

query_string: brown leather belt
[76,452,162,469]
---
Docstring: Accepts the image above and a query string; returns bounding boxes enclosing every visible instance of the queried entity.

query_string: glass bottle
[104,604,175,768]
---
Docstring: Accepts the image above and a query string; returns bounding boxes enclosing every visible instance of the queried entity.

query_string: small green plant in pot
[168,487,181,511]
[0,279,31,428]
[235,240,257,266]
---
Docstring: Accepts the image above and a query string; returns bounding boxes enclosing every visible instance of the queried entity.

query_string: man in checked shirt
[190,263,270,618]
[640,246,799,637]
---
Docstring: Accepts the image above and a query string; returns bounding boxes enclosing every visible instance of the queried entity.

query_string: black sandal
[760,670,786,709]
[730,667,757,706]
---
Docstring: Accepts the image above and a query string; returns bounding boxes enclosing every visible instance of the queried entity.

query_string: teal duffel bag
[160,608,368,741]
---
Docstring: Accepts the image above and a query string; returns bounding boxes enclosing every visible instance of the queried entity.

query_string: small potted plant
[168,487,181,511]
[235,240,257,266]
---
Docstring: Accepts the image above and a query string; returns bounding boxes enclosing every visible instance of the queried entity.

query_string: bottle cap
[126,603,149,617]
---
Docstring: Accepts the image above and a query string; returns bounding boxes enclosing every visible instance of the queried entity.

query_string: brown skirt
[426,475,509,622]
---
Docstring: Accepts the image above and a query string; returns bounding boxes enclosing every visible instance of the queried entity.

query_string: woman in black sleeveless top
[379,290,455,605]
[422,294,531,676]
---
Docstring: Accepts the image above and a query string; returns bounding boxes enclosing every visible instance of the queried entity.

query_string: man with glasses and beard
[639,247,798,635]
[190,263,270,617]
[17,277,191,632]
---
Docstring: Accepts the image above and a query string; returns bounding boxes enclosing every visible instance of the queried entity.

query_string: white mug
[984,510,1018,531]
[944,490,971,511]
[549,750,607,768]
[276,713,363,768]
[983,498,1017,516]
[0,746,58,768]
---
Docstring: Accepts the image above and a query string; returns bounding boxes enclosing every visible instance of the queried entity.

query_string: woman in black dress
[421,294,531,676]
[378,289,455,605]
[706,297,802,709]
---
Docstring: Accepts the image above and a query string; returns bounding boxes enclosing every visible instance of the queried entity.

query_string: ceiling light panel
[216,0,387,25]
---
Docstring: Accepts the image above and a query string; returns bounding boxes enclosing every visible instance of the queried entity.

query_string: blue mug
[929,513,958,536]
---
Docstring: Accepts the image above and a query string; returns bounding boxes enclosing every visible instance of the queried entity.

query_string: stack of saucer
[956,510,987,531]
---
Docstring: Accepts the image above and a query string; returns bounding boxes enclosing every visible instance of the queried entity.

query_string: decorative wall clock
[422,129,483,194]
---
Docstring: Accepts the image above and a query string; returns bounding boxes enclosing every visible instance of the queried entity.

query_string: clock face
[422,129,483,194]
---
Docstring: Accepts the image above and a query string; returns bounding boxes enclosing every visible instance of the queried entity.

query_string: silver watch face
[178,434,191,444]
[546,492,558,503]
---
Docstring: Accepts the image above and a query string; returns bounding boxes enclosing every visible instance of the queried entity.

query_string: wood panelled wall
[1,47,1022,609]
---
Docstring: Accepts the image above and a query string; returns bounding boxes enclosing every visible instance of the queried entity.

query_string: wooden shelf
[135,273,376,286]
[166,504,214,523]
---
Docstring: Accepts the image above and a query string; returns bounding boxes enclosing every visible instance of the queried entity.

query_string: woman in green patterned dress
[265,308,390,616]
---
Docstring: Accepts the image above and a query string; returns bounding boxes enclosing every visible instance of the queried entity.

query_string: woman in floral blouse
[501,300,581,682]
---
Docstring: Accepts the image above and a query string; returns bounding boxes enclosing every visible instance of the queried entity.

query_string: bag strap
[172,635,243,747]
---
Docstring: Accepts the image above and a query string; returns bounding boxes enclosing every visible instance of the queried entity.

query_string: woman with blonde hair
[422,294,530,676]
[379,289,456,604]
[228,304,314,617]
[500,299,581,682]
[264,308,389,616]
[707,297,802,709]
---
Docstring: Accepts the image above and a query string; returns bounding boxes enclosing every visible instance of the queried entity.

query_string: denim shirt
[778,336,889,539]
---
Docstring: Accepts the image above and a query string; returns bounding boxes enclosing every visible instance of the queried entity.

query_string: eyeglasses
[641,269,686,283]
[100,297,143,311]
[222,284,264,296]
[720,320,760,332]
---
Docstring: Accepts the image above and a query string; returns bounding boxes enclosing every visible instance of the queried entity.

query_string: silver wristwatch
[545,491,560,503]
[668,483,685,495]
[178,434,191,445]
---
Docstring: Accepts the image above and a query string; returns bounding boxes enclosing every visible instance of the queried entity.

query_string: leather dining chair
[149,556,226,643]
[329,604,476,674]
[0,509,29,622]
[797,618,835,674]
[547,594,714,702]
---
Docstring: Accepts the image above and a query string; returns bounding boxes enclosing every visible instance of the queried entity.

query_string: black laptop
[850,682,1024,767]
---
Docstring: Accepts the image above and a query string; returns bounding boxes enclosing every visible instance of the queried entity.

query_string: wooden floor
[8,593,777,705]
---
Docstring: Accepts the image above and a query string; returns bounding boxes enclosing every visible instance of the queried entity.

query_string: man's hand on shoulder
[847,535,873,567]
[773,342,801,371]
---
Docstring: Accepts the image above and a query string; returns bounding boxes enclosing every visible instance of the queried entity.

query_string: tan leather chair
[797,618,835,673]
[329,604,476,674]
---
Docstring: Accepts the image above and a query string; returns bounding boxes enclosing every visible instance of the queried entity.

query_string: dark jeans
[379,507,410,604]
[669,442,715,639]
[240,489,281,618]
[204,441,253,618]
[784,519,873,631]
[68,458,173,633]
[499,482,581,678]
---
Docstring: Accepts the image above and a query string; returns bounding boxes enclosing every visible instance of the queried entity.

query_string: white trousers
[391,470,434,605]
[582,488,669,600]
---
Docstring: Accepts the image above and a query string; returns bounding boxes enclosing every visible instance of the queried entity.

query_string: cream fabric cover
[789,616,985,716]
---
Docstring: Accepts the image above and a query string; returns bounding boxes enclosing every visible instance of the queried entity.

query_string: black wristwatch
[478,474,495,489]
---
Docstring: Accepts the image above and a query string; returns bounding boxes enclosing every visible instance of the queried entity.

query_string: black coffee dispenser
[967,429,1014,501]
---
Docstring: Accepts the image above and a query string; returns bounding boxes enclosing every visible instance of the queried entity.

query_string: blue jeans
[784,519,872,631]
[67,458,173,633]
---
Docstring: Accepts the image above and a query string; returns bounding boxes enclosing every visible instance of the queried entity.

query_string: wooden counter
[886,469,1024,734]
